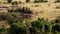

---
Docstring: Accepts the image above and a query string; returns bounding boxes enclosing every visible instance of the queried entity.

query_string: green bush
[52,24,60,32]
[0,28,8,34]
[29,27,38,34]
[10,23,27,34]
[30,18,47,34]
[44,23,52,34]
[30,18,53,34]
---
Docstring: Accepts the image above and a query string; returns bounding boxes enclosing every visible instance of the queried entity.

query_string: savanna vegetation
[0,17,60,34]
[0,7,60,34]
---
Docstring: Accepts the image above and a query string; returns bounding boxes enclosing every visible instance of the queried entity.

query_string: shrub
[55,16,60,23]
[0,12,10,20]
[0,12,15,24]
[10,23,27,34]
[8,7,33,14]
[52,24,60,32]
[34,0,40,3]
[44,23,52,33]
[55,0,60,3]
[30,18,47,34]
[15,7,33,19]
[0,28,8,34]
[26,0,30,3]
[7,0,12,3]
[8,9,14,12]
[19,1,22,4]
[56,6,60,9]
[6,16,15,25]
[1,17,60,34]
[16,7,33,14]
[29,27,38,34]
[12,1,18,5]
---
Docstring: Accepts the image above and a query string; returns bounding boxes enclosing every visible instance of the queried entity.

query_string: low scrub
[5,18,60,34]
[0,13,60,34]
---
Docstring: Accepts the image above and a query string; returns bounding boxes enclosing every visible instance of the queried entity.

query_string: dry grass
[0,0,60,28]
[0,0,60,21]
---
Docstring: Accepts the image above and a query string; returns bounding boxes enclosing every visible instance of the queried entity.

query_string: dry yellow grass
[20,3,60,21]
[0,0,60,28]
[0,21,10,28]
[0,0,60,21]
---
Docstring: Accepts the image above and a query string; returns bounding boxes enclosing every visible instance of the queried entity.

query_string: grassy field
[0,0,60,34]
[0,0,60,27]
[0,2,60,21]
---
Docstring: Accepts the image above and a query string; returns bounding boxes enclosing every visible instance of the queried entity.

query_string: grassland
[0,2,60,21]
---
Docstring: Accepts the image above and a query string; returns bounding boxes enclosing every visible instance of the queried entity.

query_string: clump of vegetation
[10,23,27,34]
[35,5,39,7]
[0,17,60,34]
[8,7,33,19]
[55,0,60,3]
[0,26,8,34]
[0,7,60,34]
[0,12,15,24]
[8,7,33,14]
[0,8,33,24]
[19,1,22,4]
[34,0,48,3]
[0,12,10,20]
[7,0,12,3]
[56,6,60,9]
[55,16,60,23]
[12,1,18,5]
[16,7,33,14]
[8,9,14,13]
[26,0,30,3]
[52,24,60,34]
